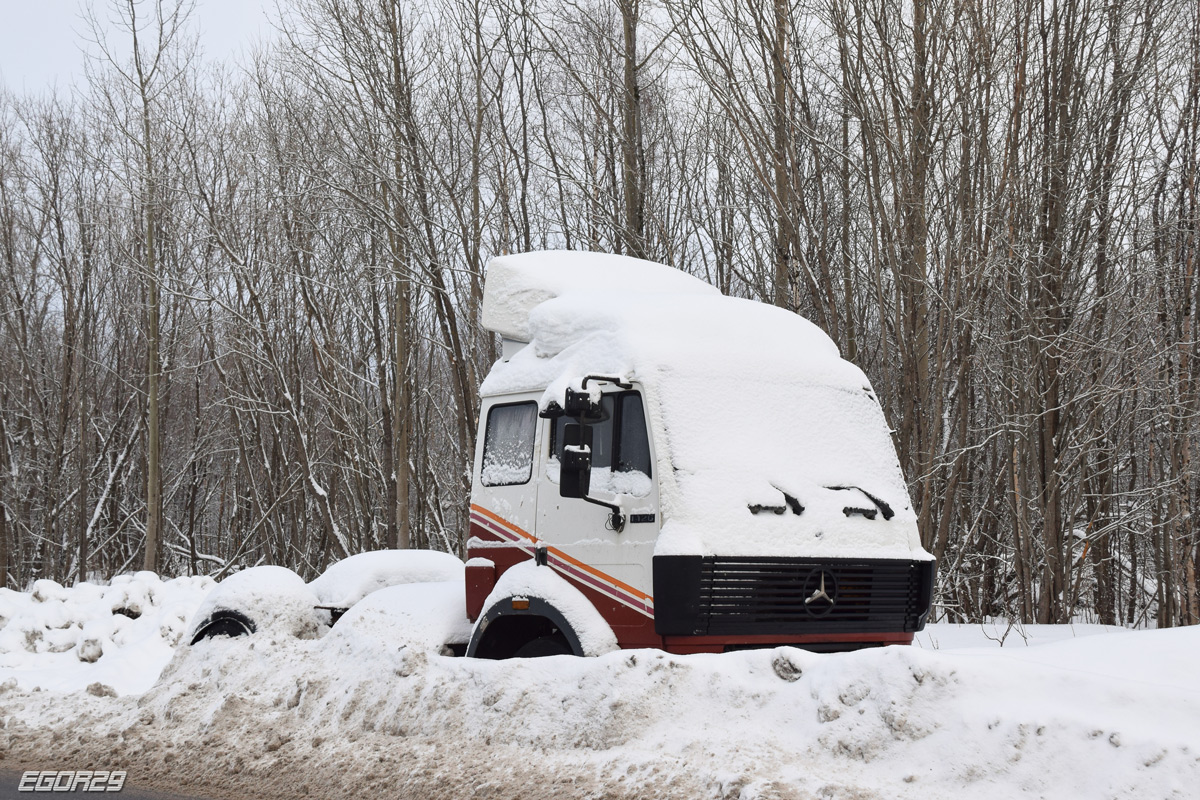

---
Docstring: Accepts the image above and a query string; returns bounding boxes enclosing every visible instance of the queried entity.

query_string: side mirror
[559,423,593,498]
[564,387,603,422]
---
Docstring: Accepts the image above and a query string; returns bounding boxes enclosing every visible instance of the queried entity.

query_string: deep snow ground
[2,575,1198,799]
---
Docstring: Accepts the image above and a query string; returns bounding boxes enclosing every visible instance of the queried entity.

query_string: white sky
[0,0,276,94]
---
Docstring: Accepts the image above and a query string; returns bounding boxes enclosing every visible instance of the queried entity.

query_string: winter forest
[0,0,1197,629]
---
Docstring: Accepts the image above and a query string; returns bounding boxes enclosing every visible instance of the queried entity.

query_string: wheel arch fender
[466,596,586,658]
[464,560,620,658]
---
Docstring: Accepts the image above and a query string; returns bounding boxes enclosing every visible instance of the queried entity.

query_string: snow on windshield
[653,368,924,559]
[661,375,900,487]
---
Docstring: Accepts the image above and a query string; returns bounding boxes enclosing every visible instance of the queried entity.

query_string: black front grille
[653,556,935,637]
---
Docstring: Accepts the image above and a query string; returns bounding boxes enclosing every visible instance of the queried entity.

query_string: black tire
[190,610,256,645]
[512,634,572,658]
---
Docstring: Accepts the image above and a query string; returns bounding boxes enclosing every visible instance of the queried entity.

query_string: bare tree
[83,0,197,573]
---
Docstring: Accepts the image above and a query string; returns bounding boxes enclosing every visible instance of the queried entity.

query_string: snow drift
[1,571,1197,799]
[0,572,213,695]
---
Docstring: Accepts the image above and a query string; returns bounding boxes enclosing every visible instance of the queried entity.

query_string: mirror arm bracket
[579,495,625,533]
[581,374,632,390]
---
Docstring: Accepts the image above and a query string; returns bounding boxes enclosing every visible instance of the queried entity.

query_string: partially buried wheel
[512,634,572,658]
[189,609,256,644]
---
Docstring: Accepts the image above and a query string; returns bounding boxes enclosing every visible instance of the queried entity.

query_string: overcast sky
[0,0,275,94]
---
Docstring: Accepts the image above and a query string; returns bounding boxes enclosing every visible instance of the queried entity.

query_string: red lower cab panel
[466,513,934,655]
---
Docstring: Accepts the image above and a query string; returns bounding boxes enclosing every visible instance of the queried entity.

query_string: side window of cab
[550,392,652,495]
[481,402,537,486]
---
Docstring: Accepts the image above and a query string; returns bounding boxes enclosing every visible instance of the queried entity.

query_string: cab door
[536,386,659,622]
[471,396,541,548]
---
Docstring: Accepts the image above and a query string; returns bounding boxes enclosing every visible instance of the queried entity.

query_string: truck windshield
[660,377,908,506]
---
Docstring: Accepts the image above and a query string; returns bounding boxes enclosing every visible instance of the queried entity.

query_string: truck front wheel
[513,634,572,658]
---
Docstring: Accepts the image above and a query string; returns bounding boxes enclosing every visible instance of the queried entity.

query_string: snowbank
[189,565,325,642]
[3,568,1196,798]
[307,549,465,607]
[2,616,1197,799]
[329,581,472,655]
[0,572,213,695]
[0,553,471,697]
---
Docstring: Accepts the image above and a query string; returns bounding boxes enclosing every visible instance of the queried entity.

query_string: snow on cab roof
[481,250,719,343]
[480,250,860,394]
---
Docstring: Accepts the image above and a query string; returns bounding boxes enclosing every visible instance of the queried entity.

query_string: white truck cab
[464,251,935,657]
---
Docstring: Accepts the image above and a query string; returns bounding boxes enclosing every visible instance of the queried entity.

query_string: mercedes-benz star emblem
[803,568,838,617]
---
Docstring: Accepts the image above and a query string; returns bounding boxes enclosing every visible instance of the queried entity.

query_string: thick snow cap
[481,251,717,342]
[479,250,930,561]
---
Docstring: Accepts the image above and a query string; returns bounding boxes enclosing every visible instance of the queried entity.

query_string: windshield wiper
[748,486,805,516]
[777,487,804,515]
[827,486,894,521]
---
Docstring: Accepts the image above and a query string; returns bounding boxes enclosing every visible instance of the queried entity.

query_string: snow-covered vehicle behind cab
[463,251,936,657]
[188,552,467,648]
[189,251,935,658]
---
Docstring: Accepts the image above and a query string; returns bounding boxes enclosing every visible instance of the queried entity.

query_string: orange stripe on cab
[469,503,653,603]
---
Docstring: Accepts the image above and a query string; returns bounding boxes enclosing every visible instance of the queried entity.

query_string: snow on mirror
[481,402,537,486]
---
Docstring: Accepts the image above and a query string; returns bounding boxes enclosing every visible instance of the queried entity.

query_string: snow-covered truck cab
[464,252,935,658]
